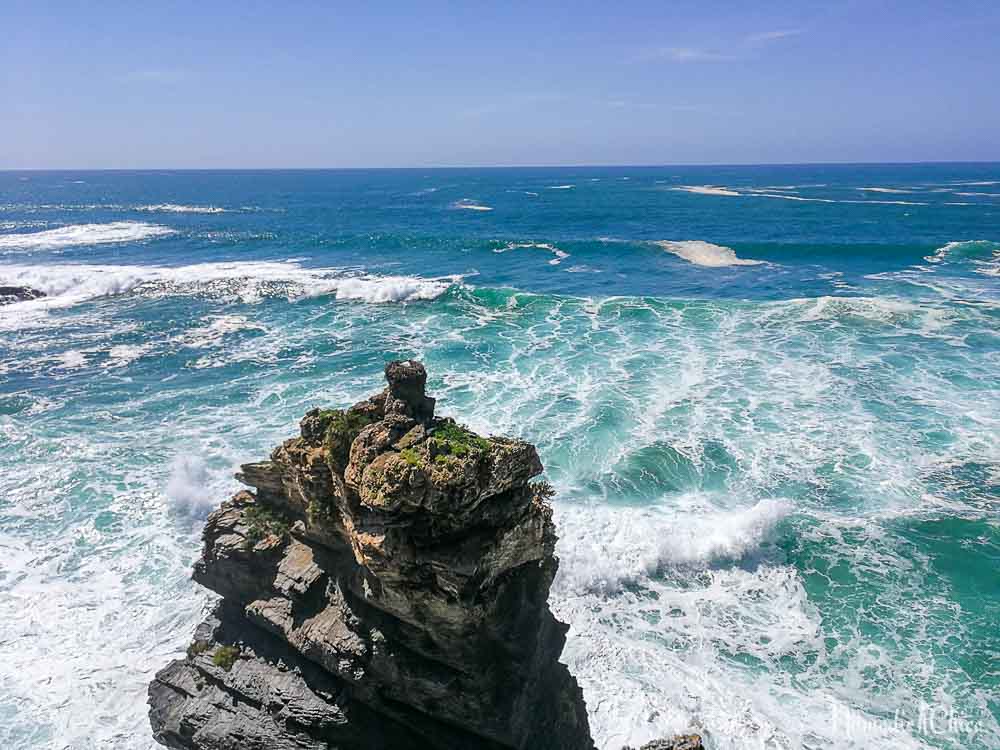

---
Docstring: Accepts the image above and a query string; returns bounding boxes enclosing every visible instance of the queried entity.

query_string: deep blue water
[0,165,998,749]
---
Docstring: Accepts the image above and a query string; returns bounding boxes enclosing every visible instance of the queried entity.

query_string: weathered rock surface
[0,285,45,305]
[149,360,594,749]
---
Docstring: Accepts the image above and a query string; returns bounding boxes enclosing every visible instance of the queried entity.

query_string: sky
[2,0,999,168]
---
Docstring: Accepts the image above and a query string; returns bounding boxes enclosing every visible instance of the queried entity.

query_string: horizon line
[2,159,999,172]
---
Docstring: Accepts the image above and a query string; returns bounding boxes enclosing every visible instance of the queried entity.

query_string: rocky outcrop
[149,360,594,750]
[0,285,45,305]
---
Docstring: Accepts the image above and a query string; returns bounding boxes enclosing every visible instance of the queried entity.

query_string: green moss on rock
[429,421,490,458]
[212,645,240,671]
[400,447,423,466]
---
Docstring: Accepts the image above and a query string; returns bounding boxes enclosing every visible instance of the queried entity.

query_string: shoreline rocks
[149,360,593,749]
[0,285,45,305]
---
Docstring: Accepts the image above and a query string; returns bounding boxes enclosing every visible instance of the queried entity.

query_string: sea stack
[149,360,594,749]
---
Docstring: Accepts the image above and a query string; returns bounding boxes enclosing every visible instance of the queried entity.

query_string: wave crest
[135,204,227,214]
[494,241,570,265]
[0,222,175,251]
[556,497,793,595]
[656,240,764,267]
[0,260,457,327]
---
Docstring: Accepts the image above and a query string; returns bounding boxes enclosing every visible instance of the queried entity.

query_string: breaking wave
[556,498,793,595]
[495,241,570,265]
[0,260,458,327]
[135,204,228,214]
[0,222,175,251]
[670,185,741,197]
[451,199,493,211]
[655,240,764,268]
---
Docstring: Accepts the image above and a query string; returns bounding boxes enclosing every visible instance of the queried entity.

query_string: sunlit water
[1,166,998,749]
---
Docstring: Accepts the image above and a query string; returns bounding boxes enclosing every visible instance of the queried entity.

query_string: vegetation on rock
[322,408,377,469]
[429,421,490,458]
[211,645,239,671]
[399,447,423,466]
[243,504,290,544]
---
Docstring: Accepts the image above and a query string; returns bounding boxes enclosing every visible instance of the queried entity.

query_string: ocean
[0,165,997,750]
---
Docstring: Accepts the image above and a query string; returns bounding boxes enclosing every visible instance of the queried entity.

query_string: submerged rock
[149,360,593,749]
[0,285,45,305]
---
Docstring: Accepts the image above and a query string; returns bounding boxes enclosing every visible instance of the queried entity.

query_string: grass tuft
[430,422,490,458]
[212,645,240,671]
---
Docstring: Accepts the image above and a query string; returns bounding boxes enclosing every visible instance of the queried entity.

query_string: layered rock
[149,360,594,750]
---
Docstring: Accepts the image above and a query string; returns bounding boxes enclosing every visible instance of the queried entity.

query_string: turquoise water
[0,166,997,749]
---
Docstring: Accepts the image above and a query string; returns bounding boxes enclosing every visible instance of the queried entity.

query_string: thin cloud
[643,47,734,63]
[636,29,803,64]
[746,29,803,44]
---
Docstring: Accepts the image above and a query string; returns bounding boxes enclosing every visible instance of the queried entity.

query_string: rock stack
[149,360,594,749]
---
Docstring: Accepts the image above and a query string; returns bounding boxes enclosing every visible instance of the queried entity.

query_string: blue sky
[2,1,998,168]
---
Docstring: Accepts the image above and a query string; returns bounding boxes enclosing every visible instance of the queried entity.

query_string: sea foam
[656,240,764,267]
[0,221,175,251]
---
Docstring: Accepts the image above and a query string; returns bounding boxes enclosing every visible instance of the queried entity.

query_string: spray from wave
[164,455,215,517]
[556,497,793,595]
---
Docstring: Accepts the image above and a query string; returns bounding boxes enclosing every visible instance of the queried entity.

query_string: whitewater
[0,165,998,750]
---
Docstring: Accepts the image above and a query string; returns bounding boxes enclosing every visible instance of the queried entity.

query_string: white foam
[924,240,997,264]
[451,199,493,211]
[0,222,175,251]
[135,204,227,214]
[656,240,764,268]
[179,315,267,348]
[670,185,741,197]
[857,187,912,194]
[0,261,457,329]
[494,241,570,265]
[54,349,88,369]
[105,343,154,368]
[310,275,457,302]
[547,184,576,190]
